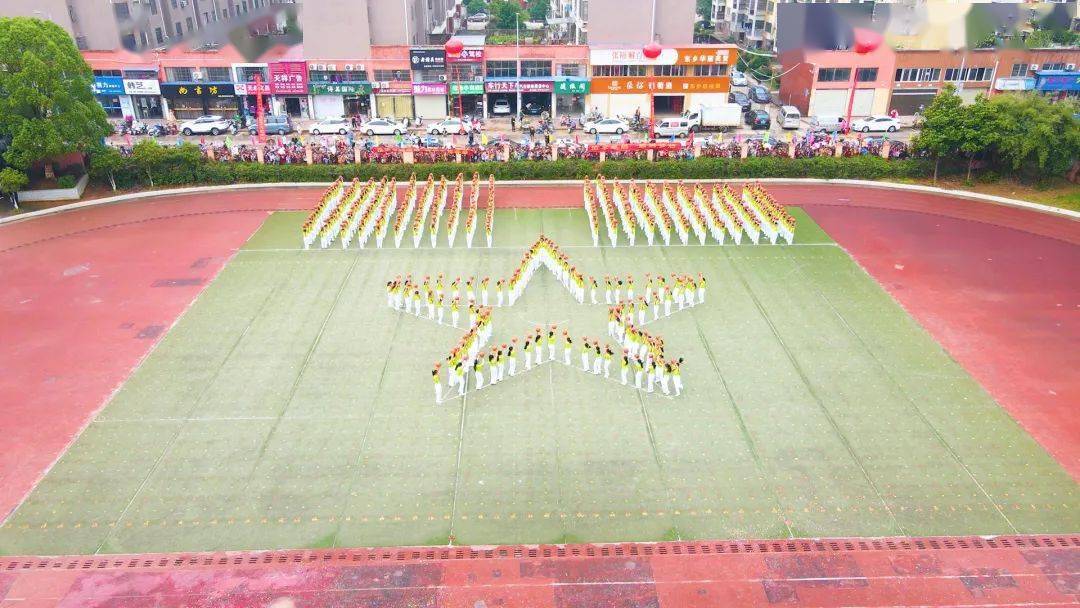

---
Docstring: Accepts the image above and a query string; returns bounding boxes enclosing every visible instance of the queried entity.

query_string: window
[557,64,581,77]
[186,17,194,32]
[204,67,231,81]
[486,61,517,78]
[521,60,552,77]
[1043,62,1066,71]
[96,94,123,118]
[592,65,646,77]
[1010,63,1028,77]
[166,67,194,81]
[170,0,177,7]
[94,69,123,77]
[310,69,370,83]
[655,65,687,77]
[944,67,990,81]
[222,9,228,19]
[203,11,210,23]
[175,22,182,37]
[150,0,158,15]
[894,67,940,82]
[140,30,149,47]
[817,67,851,82]
[236,66,268,82]
[855,67,878,82]
[113,2,131,20]
[242,0,249,12]
[154,27,164,44]
[374,69,411,81]
[693,64,728,77]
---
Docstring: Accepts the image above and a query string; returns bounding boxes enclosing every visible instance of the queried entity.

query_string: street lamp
[643,42,662,140]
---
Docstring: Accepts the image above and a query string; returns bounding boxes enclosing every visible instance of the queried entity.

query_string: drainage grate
[1,535,1077,572]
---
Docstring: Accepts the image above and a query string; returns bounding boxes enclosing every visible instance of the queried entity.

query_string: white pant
[581,353,589,371]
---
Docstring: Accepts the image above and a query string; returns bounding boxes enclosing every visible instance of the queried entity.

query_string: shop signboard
[235,81,271,95]
[373,81,414,95]
[161,83,236,97]
[447,47,484,64]
[1036,72,1080,91]
[412,82,448,95]
[450,82,484,95]
[410,48,446,70]
[269,61,309,95]
[590,76,729,94]
[122,79,161,95]
[555,79,590,94]
[589,46,733,67]
[309,82,372,96]
[92,76,124,95]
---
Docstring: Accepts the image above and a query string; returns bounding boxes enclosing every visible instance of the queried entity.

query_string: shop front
[1035,70,1080,100]
[310,83,372,119]
[449,82,485,118]
[413,82,449,120]
[92,76,125,118]
[234,79,272,123]
[589,46,735,119]
[484,80,555,118]
[161,83,238,121]
[123,78,163,119]
[555,78,589,117]
[269,61,310,118]
[373,81,414,120]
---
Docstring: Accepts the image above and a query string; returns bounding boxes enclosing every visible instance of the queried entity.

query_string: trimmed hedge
[91,145,932,191]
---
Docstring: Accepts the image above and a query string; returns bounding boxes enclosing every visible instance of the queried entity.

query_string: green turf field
[1,207,1076,556]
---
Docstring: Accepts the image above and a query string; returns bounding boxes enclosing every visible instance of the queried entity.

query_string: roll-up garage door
[414,95,447,120]
[809,89,847,117]
[851,88,875,116]
[889,89,937,116]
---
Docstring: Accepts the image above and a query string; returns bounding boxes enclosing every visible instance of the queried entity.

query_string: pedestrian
[433,363,442,402]
[511,115,516,132]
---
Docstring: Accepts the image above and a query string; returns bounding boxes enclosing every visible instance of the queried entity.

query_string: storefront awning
[1033,70,1080,92]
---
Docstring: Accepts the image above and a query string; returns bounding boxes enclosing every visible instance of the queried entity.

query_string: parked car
[359,118,407,136]
[730,70,748,87]
[655,118,692,138]
[809,114,845,133]
[308,117,352,135]
[728,91,752,113]
[522,102,546,116]
[179,115,232,136]
[583,118,630,135]
[850,115,900,133]
[778,106,802,129]
[426,118,473,135]
[748,85,772,105]
[744,109,771,130]
[247,114,294,136]
[491,99,511,115]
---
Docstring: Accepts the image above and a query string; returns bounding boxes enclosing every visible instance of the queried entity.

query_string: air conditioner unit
[1030,64,1039,70]
[1068,63,1076,70]
[191,70,203,80]
[438,74,448,81]
[180,0,188,6]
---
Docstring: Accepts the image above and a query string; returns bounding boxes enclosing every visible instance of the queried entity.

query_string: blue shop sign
[1034,70,1080,92]
[92,76,124,95]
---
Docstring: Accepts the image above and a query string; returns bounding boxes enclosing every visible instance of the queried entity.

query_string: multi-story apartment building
[586,0,696,46]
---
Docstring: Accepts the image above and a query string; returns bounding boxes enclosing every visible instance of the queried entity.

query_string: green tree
[489,0,524,29]
[527,0,547,22]
[912,84,968,181]
[0,18,111,186]
[0,167,29,208]
[984,93,1080,178]
[131,140,166,188]
[697,0,713,21]
[466,0,486,16]
[88,145,124,191]
[958,95,996,181]
[1023,29,1055,49]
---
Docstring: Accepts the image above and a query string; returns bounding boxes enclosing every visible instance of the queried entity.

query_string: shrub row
[91,146,932,191]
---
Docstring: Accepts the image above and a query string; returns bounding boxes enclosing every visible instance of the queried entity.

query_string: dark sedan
[744,109,771,130]
[728,91,752,113]
[749,85,772,104]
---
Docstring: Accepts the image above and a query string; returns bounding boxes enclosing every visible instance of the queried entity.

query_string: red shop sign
[269,61,309,95]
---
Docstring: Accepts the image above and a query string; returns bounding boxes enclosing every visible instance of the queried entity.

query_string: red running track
[0,184,1077,607]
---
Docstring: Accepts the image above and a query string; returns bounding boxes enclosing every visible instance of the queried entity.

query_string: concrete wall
[303,0,373,58]
[586,0,693,46]
[3,0,74,36]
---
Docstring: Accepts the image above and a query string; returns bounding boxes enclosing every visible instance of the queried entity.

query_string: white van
[809,114,845,133]
[655,118,692,138]
[779,106,801,129]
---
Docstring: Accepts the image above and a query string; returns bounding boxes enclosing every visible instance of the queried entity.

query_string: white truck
[683,103,743,132]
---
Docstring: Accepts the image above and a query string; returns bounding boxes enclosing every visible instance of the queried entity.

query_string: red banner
[269,61,309,95]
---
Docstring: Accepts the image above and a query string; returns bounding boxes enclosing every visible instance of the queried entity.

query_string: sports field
[0,206,1076,557]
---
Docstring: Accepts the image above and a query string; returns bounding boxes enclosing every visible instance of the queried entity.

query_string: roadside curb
[1,178,1076,226]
